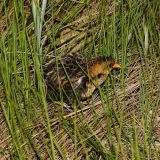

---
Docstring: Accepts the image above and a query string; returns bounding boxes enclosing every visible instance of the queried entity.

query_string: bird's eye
[97,74,103,78]
[109,63,113,68]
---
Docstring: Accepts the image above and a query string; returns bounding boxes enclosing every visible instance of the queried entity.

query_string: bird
[43,53,120,102]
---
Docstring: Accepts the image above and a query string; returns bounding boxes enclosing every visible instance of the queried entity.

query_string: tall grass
[0,0,160,159]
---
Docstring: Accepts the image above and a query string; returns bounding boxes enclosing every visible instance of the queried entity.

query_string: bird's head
[88,56,120,77]
[103,56,120,70]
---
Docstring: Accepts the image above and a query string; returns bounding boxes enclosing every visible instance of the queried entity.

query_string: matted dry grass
[0,52,160,159]
[0,0,160,159]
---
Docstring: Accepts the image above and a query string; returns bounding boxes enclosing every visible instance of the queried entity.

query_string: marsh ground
[0,0,160,159]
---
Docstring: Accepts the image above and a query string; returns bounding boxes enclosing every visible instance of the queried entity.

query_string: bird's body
[43,53,120,101]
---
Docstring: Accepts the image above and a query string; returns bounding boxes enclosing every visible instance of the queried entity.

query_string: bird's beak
[113,63,120,69]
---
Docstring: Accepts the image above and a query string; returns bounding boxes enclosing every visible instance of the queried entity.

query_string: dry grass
[0,0,160,159]
[0,51,160,159]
